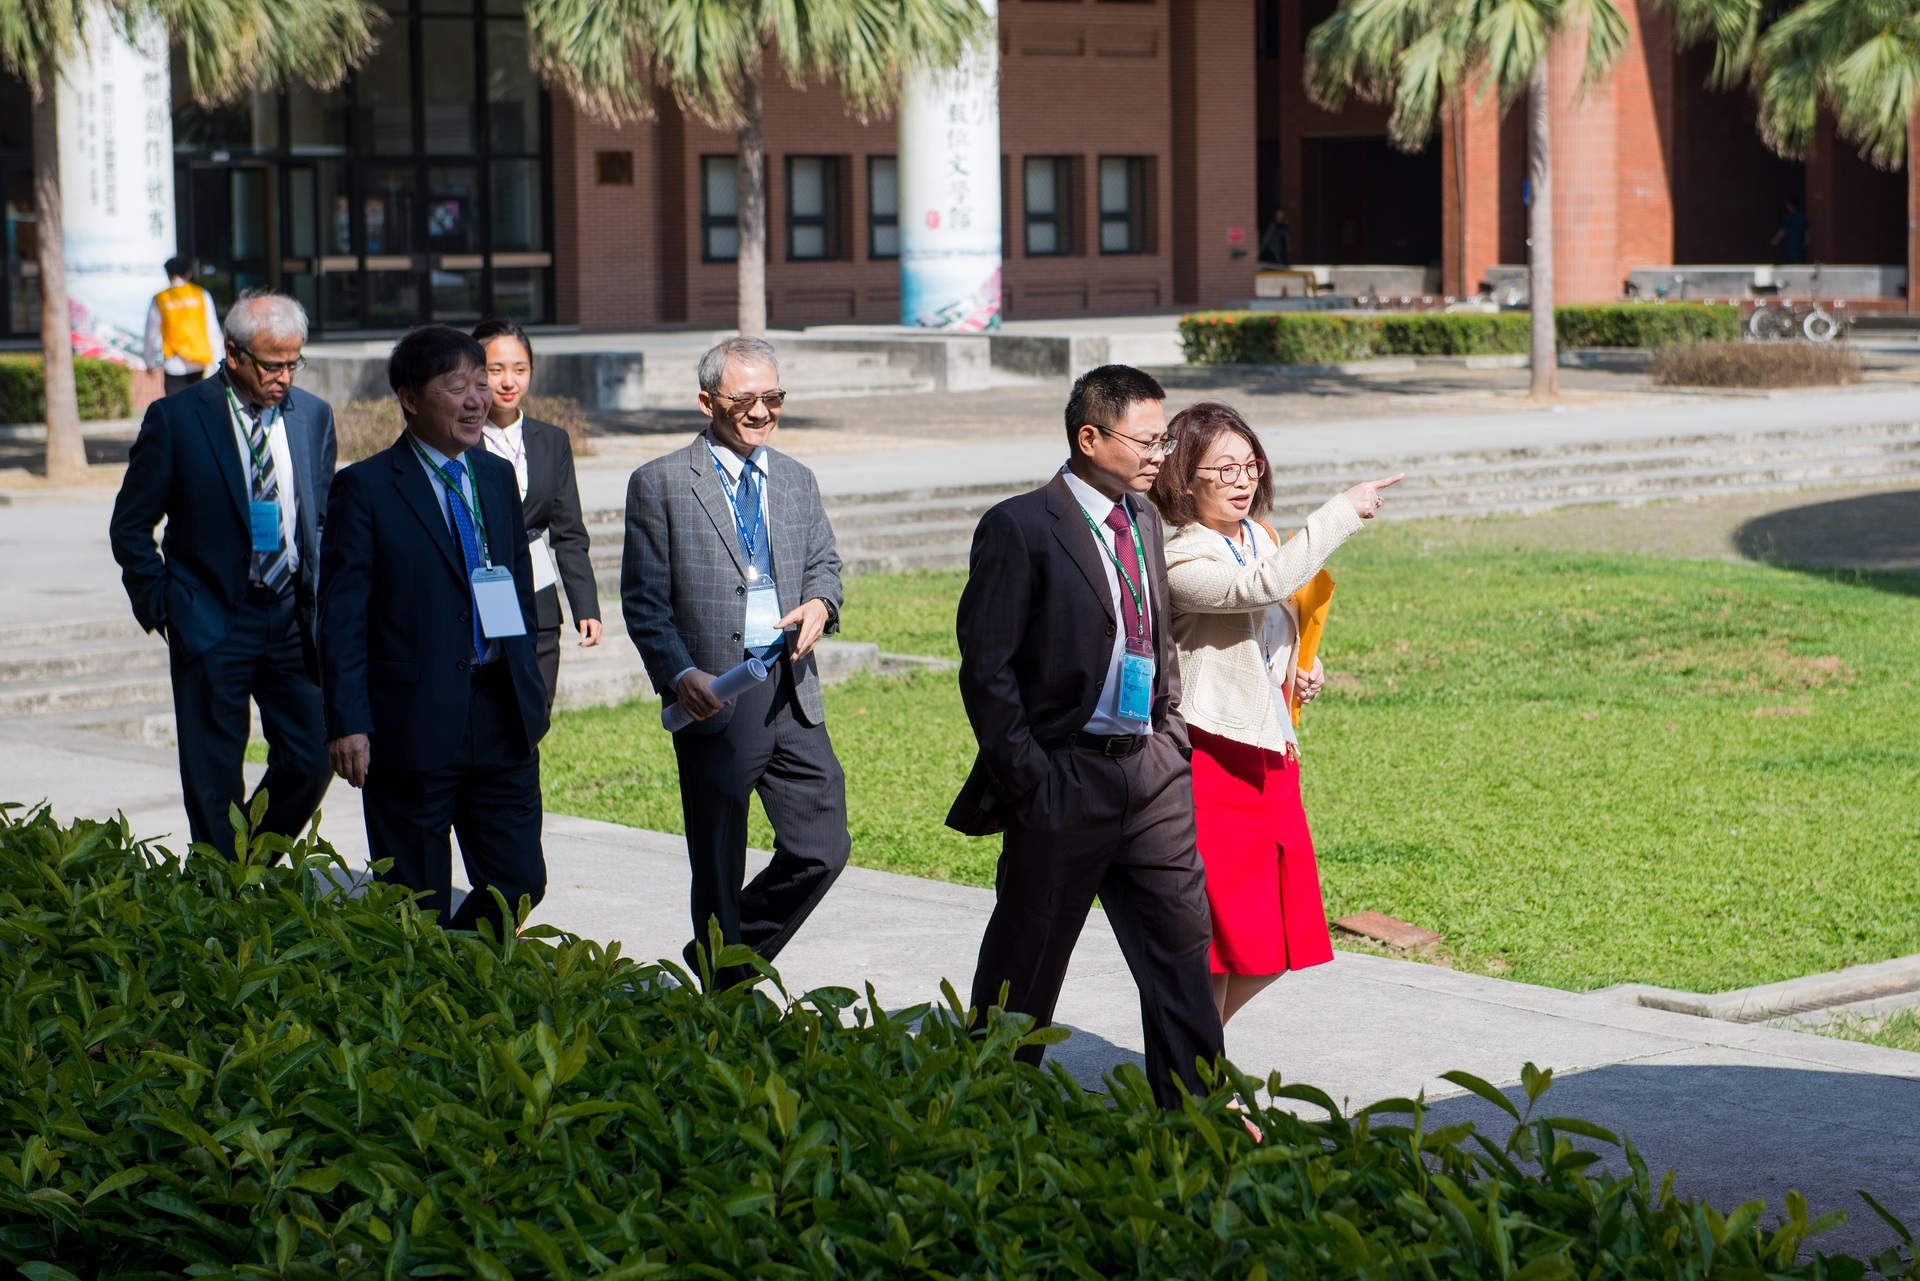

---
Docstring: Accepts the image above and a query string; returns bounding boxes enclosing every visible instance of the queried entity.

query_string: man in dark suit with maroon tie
[949,364,1223,1108]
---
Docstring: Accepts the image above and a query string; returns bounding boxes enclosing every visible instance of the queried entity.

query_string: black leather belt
[1072,730,1148,758]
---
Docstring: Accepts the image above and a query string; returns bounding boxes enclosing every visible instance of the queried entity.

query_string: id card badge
[743,580,785,651]
[1118,650,1155,723]
[249,500,282,553]
[470,566,528,639]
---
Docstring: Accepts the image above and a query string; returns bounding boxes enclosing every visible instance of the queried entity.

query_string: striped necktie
[243,404,293,593]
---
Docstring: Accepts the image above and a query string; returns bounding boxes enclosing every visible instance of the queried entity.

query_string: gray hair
[224,289,310,348]
[698,336,780,395]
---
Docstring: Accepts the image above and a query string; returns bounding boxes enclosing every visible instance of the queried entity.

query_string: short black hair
[472,316,534,365]
[164,256,193,279]
[388,325,486,398]
[1064,364,1166,448]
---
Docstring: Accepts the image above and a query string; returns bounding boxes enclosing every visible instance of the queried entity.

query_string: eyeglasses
[1093,424,1179,459]
[1195,458,1268,485]
[236,347,307,376]
[718,390,788,413]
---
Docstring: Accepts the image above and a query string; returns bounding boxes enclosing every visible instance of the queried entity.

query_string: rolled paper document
[661,656,771,733]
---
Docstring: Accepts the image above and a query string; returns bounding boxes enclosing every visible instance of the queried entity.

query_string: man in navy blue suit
[319,326,548,936]
[110,290,335,853]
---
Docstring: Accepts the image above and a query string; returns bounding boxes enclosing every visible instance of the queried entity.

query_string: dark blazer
[318,436,549,774]
[621,434,843,732]
[109,375,335,664]
[947,472,1189,836]
[514,416,600,632]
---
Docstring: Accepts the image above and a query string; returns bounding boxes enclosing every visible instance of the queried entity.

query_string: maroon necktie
[1104,502,1149,652]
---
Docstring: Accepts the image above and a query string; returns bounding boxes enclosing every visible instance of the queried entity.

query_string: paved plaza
[3,381,1918,1255]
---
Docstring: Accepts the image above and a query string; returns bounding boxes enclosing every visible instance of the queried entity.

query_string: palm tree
[1305,0,1628,398]
[524,0,990,337]
[0,0,378,483]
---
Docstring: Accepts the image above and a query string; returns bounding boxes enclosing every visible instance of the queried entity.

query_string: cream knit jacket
[1162,494,1366,753]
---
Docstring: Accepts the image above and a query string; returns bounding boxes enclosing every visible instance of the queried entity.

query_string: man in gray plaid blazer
[621,336,849,988]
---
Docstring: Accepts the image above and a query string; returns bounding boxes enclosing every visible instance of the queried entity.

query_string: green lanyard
[409,436,491,566]
[1077,499,1149,642]
[224,385,279,485]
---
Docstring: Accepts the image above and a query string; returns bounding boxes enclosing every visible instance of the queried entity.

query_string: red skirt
[1190,726,1334,976]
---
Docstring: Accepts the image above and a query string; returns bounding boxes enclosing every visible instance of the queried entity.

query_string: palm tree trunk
[1526,55,1557,399]
[33,60,85,482]
[735,52,768,338]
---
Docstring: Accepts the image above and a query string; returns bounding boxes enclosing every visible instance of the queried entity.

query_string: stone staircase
[583,420,1920,582]
[641,344,937,404]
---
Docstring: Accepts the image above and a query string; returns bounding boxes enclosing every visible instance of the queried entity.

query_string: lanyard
[225,385,280,484]
[707,438,766,564]
[1219,519,1253,566]
[1076,499,1149,640]
[409,437,491,565]
[484,421,526,468]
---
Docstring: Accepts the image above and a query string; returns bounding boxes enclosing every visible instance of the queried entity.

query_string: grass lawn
[542,531,1920,994]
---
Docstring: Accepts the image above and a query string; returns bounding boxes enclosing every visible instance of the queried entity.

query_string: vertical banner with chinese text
[58,15,176,366]
[898,0,1001,332]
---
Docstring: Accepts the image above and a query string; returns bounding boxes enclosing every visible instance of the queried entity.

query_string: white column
[58,15,176,366]
[897,0,1002,332]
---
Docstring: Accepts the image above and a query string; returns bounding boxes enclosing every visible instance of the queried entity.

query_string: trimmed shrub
[335,394,591,464]
[1376,312,1532,356]
[1653,340,1863,389]
[0,355,134,422]
[0,804,1908,1278]
[1555,304,1741,349]
[1181,305,1740,365]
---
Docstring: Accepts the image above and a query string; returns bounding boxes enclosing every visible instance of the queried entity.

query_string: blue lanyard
[707,438,765,563]
[1219,520,1253,566]
[409,437,490,564]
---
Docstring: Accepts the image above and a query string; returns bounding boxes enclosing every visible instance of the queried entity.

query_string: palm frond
[144,0,381,103]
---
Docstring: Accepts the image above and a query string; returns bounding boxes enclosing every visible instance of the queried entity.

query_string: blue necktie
[442,458,487,660]
[735,459,763,563]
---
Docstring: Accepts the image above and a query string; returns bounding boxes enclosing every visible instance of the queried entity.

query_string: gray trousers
[672,659,850,986]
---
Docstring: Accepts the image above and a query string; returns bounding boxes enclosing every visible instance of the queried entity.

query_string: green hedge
[0,804,1906,1278]
[1180,305,1740,365]
[0,354,133,421]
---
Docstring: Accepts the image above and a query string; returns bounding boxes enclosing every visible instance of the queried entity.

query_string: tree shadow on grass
[1735,490,1920,597]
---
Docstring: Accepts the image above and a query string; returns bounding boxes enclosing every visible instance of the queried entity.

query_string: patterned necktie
[1104,502,1147,650]
[734,458,764,563]
[245,405,293,592]
[441,458,487,660]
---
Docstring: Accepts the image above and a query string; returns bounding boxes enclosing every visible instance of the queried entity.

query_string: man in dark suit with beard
[319,325,549,936]
[949,364,1223,1109]
[110,289,335,853]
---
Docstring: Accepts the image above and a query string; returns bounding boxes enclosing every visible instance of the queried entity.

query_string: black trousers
[672,660,850,987]
[167,584,330,853]
[969,734,1224,1109]
[163,371,203,396]
[535,625,561,713]
[362,665,545,936]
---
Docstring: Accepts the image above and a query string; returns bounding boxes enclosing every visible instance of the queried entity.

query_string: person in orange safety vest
[143,257,225,396]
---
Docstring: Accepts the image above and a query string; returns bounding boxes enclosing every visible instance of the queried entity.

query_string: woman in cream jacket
[1149,401,1399,1032]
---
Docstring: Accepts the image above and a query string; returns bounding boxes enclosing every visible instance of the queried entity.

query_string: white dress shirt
[481,414,530,500]
[411,432,499,663]
[226,386,300,575]
[1061,465,1153,734]
[673,432,775,688]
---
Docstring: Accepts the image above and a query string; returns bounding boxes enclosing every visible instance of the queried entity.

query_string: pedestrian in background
[621,336,849,990]
[319,325,549,936]
[1150,400,1397,1039]
[142,257,223,396]
[473,318,602,710]
[110,290,334,853]
[949,364,1221,1110]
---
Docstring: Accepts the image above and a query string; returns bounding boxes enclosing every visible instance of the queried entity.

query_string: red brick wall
[550,97,662,328]
[1170,0,1258,306]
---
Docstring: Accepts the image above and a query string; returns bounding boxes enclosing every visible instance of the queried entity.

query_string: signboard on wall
[897,0,1001,333]
[58,16,175,367]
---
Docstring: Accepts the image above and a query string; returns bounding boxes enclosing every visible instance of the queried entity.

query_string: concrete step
[0,633,168,683]
[0,670,176,719]
[642,348,938,401]
[0,615,148,649]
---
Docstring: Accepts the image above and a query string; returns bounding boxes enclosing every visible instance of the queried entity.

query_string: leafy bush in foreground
[0,804,1911,1279]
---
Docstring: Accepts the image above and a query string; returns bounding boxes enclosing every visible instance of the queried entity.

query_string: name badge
[1119,650,1154,723]
[249,500,282,553]
[744,579,785,652]
[470,565,527,639]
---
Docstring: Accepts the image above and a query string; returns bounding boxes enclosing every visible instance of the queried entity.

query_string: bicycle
[1746,265,1838,342]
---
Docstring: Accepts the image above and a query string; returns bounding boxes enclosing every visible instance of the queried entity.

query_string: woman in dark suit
[473,318,602,709]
